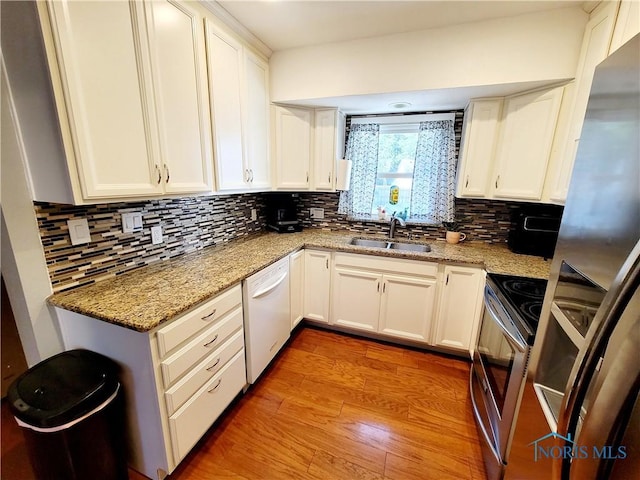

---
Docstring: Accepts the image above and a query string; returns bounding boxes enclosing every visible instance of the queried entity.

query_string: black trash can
[7,349,128,480]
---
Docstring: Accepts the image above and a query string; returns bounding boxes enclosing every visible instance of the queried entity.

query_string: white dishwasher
[243,256,291,383]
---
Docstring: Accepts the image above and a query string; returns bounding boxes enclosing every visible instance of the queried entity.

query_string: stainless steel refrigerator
[504,34,639,479]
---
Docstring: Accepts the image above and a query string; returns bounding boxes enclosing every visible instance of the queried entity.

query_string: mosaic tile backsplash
[36,194,265,292]
[297,193,524,243]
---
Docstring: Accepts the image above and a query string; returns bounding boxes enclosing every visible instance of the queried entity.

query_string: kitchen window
[338,113,456,224]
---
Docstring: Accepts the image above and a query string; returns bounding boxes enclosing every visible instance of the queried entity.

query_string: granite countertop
[48,230,551,332]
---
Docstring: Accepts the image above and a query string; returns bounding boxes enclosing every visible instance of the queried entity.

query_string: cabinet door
[205,22,246,191]
[303,250,331,323]
[332,267,381,332]
[609,0,639,54]
[456,99,502,198]
[289,250,305,330]
[273,106,312,190]
[46,0,162,199]
[378,274,437,343]
[145,0,212,194]
[493,87,563,201]
[549,2,618,202]
[312,109,338,191]
[433,266,485,353]
[244,50,271,190]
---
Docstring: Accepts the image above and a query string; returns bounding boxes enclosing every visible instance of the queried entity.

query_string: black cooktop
[487,273,548,338]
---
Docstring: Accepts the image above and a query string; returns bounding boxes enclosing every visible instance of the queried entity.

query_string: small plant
[442,217,471,232]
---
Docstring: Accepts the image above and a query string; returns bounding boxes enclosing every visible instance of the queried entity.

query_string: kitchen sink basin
[350,238,390,248]
[350,238,431,253]
[388,242,431,252]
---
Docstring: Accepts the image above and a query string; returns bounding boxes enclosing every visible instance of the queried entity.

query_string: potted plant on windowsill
[442,217,470,244]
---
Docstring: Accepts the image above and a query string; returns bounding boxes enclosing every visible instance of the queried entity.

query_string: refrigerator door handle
[557,242,640,479]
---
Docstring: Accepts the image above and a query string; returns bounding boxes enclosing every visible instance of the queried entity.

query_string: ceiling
[216,0,580,52]
[213,0,581,114]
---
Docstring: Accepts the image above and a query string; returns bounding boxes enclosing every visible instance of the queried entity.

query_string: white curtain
[338,123,380,218]
[410,119,456,223]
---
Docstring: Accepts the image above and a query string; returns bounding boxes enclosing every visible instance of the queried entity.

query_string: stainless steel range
[470,273,547,480]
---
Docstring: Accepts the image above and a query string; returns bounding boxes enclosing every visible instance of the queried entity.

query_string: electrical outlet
[310,208,324,220]
[67,218,91,245]
[251,208,257,221]
[121,212,143,233]
[151,226,163,245]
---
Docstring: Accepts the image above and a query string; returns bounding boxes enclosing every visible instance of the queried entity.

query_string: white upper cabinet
[492,87,564,201]
[456,99,502,198]
[547,1,619,203]
[41,0,163,200]
[456,86,564,203]
[205,21,270,193]
[312,109,346,191]
[38,0,215,203]
[609,0,640,54]
[145,0,213,194]
[273,105,313,190]
[272,105,345,192]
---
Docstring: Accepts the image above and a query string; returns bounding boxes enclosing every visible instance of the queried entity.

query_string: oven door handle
[484,289,528,353]
[470,369,504,465]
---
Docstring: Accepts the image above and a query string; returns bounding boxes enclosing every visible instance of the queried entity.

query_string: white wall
[1,60,64,366]
[270,6,588,104]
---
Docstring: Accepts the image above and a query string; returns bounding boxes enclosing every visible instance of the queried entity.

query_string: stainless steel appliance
[471,273,548,480]
[504,34,640,479]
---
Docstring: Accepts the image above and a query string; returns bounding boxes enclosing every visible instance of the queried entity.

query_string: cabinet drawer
[156,284,241,358]
[334,252,438,277]
[160,306,243,387]
[164,330,244,416]
[169,350,246,463]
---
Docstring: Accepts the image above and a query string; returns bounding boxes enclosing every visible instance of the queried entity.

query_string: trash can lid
[7,349,120,428]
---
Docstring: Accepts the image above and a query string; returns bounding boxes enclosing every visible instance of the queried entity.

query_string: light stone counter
[48,230,551,332]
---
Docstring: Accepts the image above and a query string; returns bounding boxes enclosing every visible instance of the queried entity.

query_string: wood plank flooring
[1,326,487,480]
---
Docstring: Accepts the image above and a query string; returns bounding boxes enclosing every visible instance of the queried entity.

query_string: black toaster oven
[508,204,563,259]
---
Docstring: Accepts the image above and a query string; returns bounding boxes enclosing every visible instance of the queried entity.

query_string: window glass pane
[371,177,412,216]
[377,132,417,174]
[371,131,418,217]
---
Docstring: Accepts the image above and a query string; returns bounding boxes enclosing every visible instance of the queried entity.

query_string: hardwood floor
[1,326,486,480]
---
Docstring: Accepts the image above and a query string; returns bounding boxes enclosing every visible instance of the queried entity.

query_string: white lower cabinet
[378,274,437,343]
[54,284,246,479]
[331,253,438,343]
[432,265,485,353]
[289,249,305,330]
[303,249,331,323]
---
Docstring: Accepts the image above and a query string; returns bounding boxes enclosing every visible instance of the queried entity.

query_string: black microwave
[508,205,563,259]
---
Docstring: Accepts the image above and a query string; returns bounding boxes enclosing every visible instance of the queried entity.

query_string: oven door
[471,284,530,477]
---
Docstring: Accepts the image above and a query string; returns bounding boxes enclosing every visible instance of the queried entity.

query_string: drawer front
[169,350,246,463]
[160,306,243,387]
[334,252,438,277]
[157,284,242,358]
[164,330,244,416]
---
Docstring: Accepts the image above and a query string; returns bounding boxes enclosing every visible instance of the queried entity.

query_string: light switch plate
[310,208,325,219]
[67,218,91,246]
[122,212,143,233]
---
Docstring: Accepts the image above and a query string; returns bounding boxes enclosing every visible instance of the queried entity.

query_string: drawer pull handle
[207,379,222,393]
[203,334,219,347]
[206,358,221,371]
[201,309,217,321]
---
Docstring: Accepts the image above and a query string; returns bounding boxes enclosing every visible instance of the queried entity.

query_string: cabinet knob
[201,309,217,321]
[495,175,500,189]
[164,164,170,183]
[249,169,254,182]
[328,173,331,183]
[465,176,469,188]
[207,379,222,393]
[203,334,219,347]
[155,164,162,185]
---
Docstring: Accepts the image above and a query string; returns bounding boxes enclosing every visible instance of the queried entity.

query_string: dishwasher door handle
[251,272,288,299]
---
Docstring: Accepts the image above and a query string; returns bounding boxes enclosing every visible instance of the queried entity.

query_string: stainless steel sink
[350,238,390,248]
[388,242,431,252]
[350,238,431,252]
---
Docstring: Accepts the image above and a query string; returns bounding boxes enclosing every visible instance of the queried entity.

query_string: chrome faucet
[388,214,406,239]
